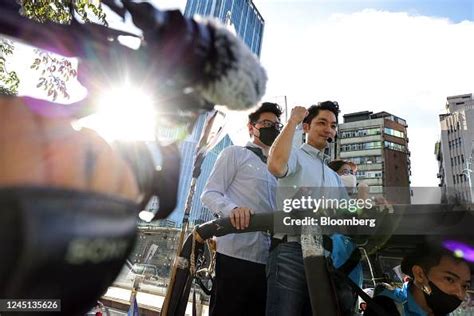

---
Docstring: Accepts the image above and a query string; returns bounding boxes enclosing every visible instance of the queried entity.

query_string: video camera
[0,1,266,314]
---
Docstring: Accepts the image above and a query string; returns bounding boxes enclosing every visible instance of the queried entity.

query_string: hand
[230,207,253,230]
[289,106,308,125]
[374,196,393,213]
[357,181,369,200]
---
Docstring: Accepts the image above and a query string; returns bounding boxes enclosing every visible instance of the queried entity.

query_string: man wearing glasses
[201,102,283,316]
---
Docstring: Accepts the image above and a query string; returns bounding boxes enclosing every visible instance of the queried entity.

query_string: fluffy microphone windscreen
[196,19,267,110]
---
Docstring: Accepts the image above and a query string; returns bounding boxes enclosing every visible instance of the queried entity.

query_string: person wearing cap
[364,243,471,316]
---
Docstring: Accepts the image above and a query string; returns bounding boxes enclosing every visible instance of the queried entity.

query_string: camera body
[0,1,266,314]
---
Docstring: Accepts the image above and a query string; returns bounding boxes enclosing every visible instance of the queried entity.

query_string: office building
[437,93,474,202]
[336,111,411,203]
[184,0,265,57]
[162,0,265,226]
[162,114,233,226]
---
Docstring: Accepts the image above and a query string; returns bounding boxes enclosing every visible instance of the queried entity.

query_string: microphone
[327,137,333,143]
[122,1,267,110]
[0,1,267,112]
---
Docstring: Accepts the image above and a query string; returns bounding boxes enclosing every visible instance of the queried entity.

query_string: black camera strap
[245,146,267,163]
[326,257,392,316]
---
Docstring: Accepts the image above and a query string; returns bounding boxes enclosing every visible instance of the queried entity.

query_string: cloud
[256,9,474,186]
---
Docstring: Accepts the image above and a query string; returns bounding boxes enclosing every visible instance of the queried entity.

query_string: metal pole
[466,160,472,189]
[470,141,474,202]
[161,111,222,315]
[284,95,288,123]
[463,140,474,203]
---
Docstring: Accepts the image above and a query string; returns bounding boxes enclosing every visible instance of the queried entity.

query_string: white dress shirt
[201,142,277,264]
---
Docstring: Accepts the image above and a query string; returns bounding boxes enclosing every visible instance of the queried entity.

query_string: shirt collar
[246,141,267,156]
[406,283,430,316]
[300,143,330,164]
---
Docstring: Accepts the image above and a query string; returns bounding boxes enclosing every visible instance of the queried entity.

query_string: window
[384,128,405,138]
[359,171,383,179]
[340,141,382,152]
[341,128,381,139]
[384,141,405,152]
[369,186,383,193]
[350,155,382,165]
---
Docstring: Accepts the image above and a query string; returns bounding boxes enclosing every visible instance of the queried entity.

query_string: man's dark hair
[401,244,468,278]
[248,102,283,123]
[303,101,340,125]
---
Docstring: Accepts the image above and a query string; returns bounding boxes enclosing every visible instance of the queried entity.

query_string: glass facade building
[184,0,265,57]
[168,127,233,226]
[151,113,234,227]
[156,0,264,226]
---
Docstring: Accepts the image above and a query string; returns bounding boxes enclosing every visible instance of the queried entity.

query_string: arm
[267,106,308,177]
[200,147,253,229]
[201,147,239,217]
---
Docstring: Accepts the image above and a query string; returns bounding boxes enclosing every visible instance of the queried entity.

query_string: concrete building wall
[438,93,474,202]
[337,111,411,203]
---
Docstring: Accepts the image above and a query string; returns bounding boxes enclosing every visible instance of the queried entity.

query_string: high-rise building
[184,0,265,57]
[437,93,474,203]
[336,111,411,203]
[179,134,233,226]
[155,0,264,227]
[156,113,229,226]
[161,0,264,227]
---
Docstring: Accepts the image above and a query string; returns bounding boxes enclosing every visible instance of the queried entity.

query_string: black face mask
[424,280,463,315]
[257,127,280,146]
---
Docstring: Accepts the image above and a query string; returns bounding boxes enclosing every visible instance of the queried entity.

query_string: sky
[152,0,474,188]
[6,0,473,188]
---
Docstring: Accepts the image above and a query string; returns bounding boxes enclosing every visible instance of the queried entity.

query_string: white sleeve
[200,147,239,217]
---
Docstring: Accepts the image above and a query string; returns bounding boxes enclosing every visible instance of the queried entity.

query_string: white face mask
[340,174,357,189]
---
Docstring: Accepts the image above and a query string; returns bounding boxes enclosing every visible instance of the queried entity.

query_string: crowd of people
[1,62,471,316]
[200,101,472,315]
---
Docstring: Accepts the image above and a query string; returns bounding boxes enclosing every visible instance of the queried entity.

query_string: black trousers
[210,253,267,316]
